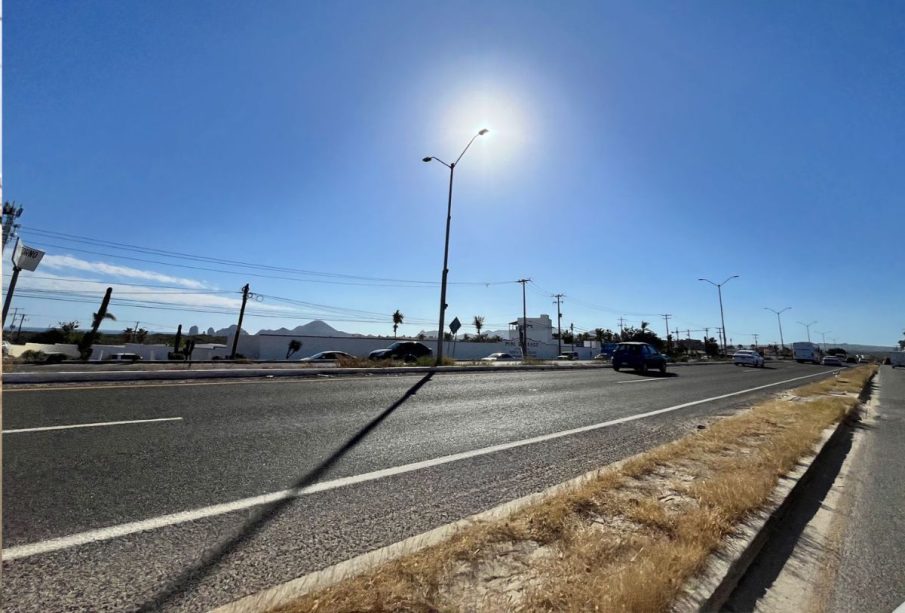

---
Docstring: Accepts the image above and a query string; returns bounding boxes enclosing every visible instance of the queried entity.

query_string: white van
[890,352,905,368]
[792,342,822,364]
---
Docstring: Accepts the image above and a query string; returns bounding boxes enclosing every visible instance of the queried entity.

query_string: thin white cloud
[11,274,295,313]
[40,254,209,289]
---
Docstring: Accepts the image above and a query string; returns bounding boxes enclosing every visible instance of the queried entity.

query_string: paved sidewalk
[825,366,905,612]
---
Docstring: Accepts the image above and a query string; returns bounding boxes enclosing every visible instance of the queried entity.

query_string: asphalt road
[2,362,836,612]
[826,366,905,612]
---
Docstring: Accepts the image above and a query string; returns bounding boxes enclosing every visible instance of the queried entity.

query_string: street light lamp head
[478,128,489,135]
[422,157,433,163]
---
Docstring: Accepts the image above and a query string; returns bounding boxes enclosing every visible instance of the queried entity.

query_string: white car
[480,352,517,362]
[733,350,765,368]
[299,351,354,363]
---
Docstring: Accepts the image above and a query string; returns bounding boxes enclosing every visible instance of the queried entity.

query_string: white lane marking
[1,369,832,561]
[616,378,668,384]
[2,417,183,434]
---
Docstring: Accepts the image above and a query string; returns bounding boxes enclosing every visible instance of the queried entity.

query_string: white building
[510,314,554,344]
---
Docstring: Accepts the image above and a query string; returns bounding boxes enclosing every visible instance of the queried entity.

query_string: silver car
[733,350,764,368]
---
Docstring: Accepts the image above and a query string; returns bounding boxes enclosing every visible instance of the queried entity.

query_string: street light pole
[698,275,739,355]
[797,320,817,343]
[764,306,791,353]
[423,129,488,366]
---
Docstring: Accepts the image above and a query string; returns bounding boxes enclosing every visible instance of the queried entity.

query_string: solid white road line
[2,417,184,434]
[1,369,832,561]
[616,378,668,384]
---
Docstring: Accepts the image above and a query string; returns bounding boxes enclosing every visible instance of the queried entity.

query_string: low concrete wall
[228,334,598,361]
[5,343,81,359]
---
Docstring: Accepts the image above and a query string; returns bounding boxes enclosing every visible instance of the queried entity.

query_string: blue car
[612,342,668,374]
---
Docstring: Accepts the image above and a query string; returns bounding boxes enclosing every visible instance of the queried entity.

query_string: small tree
[392,310,404,338]
[286,339,302,359]
[473,316,485,340]
[136,328,149,343]
[704,336,720,356]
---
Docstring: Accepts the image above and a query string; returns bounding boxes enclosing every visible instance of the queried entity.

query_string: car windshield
[5,4,895,612]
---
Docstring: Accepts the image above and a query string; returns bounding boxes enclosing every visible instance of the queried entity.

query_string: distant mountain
[256,320,352,337]
[214,324,249,337]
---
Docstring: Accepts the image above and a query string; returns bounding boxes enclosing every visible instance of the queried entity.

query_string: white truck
[890,352,905,368]
[792,342,822,364]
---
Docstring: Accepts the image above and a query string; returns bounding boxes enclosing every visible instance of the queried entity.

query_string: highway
[2,362,836,611]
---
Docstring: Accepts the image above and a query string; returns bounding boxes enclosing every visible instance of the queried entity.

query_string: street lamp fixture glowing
[423,128,490,366]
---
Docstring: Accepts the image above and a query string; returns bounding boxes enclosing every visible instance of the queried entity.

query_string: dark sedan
[612,342,668,374]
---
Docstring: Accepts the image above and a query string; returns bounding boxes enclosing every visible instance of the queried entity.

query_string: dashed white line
[2,417,184,434]
[1,369,833,561]
[616,378,668,384]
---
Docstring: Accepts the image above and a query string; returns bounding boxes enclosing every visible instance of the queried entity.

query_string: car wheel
[659,362,666,374]
[404,354,416,363]
[640,362,648,375]
[612,363,620,371]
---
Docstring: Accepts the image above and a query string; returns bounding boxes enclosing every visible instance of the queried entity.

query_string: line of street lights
[424,133,833,364]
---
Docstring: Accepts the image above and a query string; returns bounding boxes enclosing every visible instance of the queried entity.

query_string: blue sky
[4,0,904,346]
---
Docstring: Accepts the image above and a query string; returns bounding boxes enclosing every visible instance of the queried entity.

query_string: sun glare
[436,87,533,169]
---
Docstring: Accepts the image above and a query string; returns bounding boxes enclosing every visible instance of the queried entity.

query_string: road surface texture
[2,362,835,611]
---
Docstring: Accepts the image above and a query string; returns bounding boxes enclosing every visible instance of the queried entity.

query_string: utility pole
[8,308,19,331]
[553,293,564,355]
[570,323,575,354]
[2,258,22,328]
[752,333,759,349]
[617,316,626,337]
[661,314,672,351]
[230,284,250,360]
[517,279,530,359]
[132,321,140,342]
[15,313,26,342]
[2,201,23,248]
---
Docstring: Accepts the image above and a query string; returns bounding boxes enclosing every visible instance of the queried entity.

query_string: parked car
[480,352,517,362]
[368,341,432,362]
[612,342,667,374]
[556,351,579,360]
[105,352,142,362]
[821,355,844,367]
[299,351,355,363]
[733,350,765,368]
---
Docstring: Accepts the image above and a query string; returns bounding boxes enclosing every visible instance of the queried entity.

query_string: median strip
[250,366,874,612]
[2,416,184,434]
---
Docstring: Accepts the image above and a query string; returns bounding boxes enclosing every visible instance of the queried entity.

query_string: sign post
[2,242,45,327]
[449,317,461,361]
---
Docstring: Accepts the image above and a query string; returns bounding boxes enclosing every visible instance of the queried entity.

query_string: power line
[21,227,519,288]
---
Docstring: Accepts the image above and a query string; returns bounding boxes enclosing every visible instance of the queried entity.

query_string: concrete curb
[1,360,738,385]
[674,371,876,612]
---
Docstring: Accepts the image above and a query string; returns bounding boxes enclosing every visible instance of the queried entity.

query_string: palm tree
[392,309,404,338]
[473,315,485,340]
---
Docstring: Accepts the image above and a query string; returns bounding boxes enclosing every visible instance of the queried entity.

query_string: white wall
[226,333,597,360]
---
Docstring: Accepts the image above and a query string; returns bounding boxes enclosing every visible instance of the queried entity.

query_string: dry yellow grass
[275,366,876,613]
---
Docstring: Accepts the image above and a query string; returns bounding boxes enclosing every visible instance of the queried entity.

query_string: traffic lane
[1,382,800,613]
[3,362,833,544]
[827,366,905,612]
[1,360,816,430]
